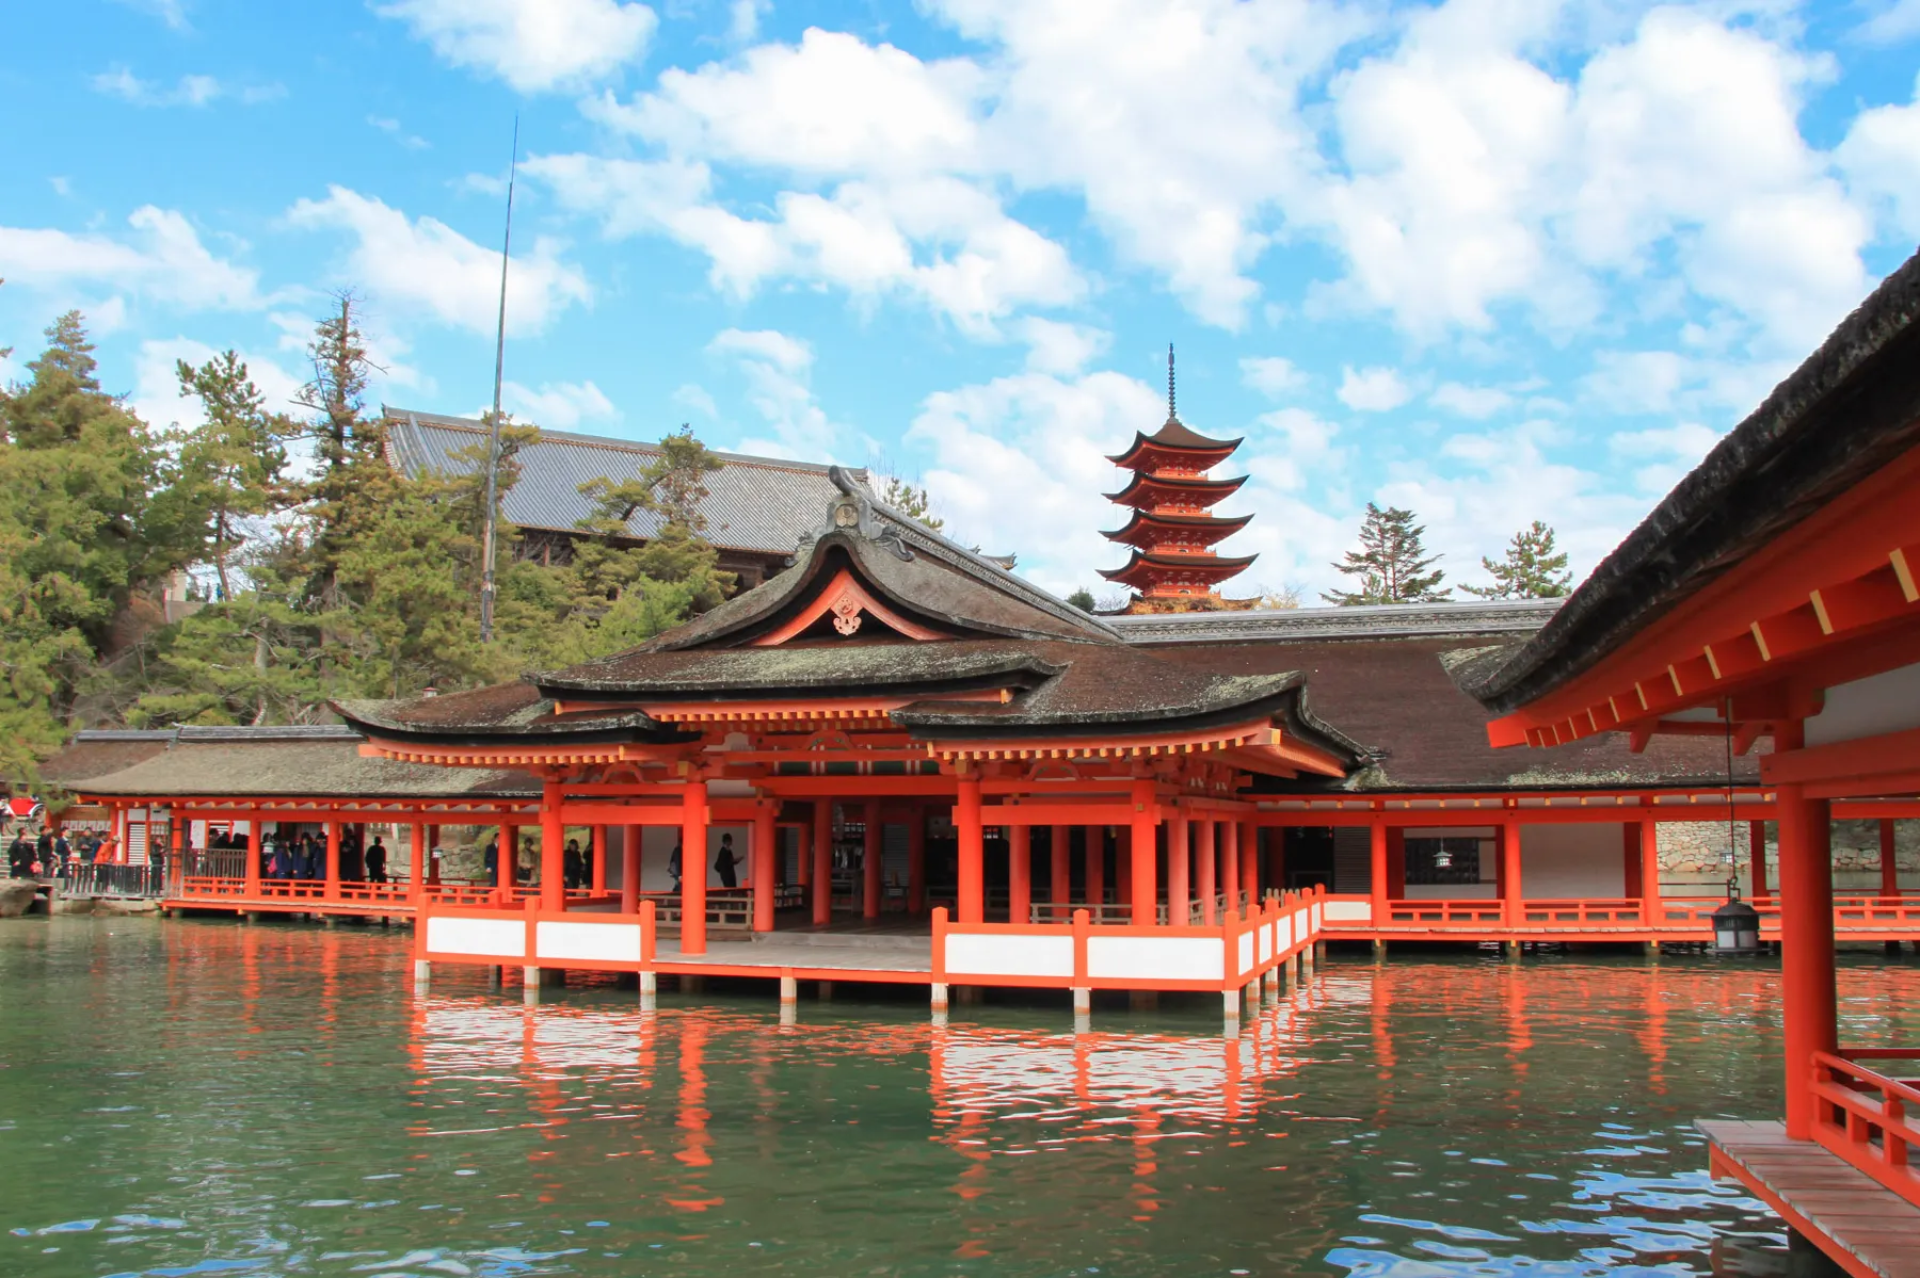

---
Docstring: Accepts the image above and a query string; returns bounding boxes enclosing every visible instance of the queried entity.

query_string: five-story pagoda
[1100,348,1256,612]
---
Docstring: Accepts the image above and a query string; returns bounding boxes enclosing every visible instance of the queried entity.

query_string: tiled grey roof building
[382,407,870,588]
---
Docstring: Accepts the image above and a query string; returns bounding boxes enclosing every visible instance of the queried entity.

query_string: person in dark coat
[7,834,33,878]
[714,834,740,889]
[364,837,388,884]
[563,839,584,890]
[668,841,683,888]
[482,838,499,883]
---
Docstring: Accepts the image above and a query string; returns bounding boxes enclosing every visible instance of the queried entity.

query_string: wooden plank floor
[1699,1119,1920,1278]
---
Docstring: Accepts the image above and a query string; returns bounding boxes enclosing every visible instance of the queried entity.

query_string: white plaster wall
[629,824,752,892]
[1519,822,1627,899]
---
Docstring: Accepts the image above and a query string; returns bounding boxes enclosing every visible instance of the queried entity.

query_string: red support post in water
[1129,782,1158,926]
[621,824,640,914]
[540,779,565,913]
[1776,721,1836,1140]
[1369,818,1388,924]
[1009,824,1031,924]
[681,777,710,956]
[753,803,776,933]
[1051,824,1071,920]
[1166,813,1190,925]
[1880,818,1899,897]
[1196,818,1216,924]
[957,777,984,924]
[1750,820,1769,898]
[812,801,832,927]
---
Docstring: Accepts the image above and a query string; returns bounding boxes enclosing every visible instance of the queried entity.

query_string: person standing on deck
[365,837,388,884]
[563,839,584,890]
[714,834,740,889]
[668,841,682,889]
[482,836,498,884]
[7,833,32,878]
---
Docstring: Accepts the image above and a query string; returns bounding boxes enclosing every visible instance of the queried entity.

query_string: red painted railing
[1812,1048,1920,1209]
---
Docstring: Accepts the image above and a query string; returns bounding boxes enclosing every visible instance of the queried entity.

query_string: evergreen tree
[1461,521,1572,599]
[290,292,386,608]
[165,351,295,601]
[1322,503,1450,605]
[877,474,944,533]
[1066,588,1096,612]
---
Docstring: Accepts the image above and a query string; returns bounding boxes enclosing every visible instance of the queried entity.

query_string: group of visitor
[6,826,111,878]
[252,828,392,884]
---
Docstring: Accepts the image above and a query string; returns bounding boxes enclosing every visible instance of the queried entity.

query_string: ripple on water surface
[1,919,1911,1276]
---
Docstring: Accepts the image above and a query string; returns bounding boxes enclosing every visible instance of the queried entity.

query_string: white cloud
[91,66,281,106]
[1336,365,1412,412]
[672,383,718,418]
[502,379,616,431]
[728,0,771,43]
[1239,355,1306,398]
[1016,318,1108,376]
[1859,0,1920,43]
[707,328,846,459]
[1837,76,1920,243]
[112,0,189,30]
[130,337,305,433]
[1244,407,1340,492]
[368,115,431,150]
[0,206,264,312]
[1608,419,1723,495]
[285,186,591,336]
[528,154,1079,335]
[1429,382,1512,418]
[375,0,657,93]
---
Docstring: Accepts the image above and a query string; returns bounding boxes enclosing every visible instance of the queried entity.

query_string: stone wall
[1657,818,1917,894]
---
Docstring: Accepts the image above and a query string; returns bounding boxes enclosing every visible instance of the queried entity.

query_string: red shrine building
[1101,350,1257,611]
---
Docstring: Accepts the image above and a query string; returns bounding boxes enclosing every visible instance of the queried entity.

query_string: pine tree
[291,292,386,609]
[1066,588,1097,612]
[877,474,944,533]
[1461,521,1572,599]
[165,351,295,601]
[1322,503,1450,605]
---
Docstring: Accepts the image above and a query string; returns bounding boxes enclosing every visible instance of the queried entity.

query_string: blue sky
[3,0,1918,602]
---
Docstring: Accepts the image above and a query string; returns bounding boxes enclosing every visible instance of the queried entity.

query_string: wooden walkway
[1699,1119,1920,1278]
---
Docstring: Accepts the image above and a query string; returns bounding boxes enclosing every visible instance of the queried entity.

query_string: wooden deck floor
[1699,1119,1920,1278]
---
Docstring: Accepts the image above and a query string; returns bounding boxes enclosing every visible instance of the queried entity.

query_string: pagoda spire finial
[1167,343,1176,421]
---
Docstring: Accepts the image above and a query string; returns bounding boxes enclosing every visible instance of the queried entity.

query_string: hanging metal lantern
[1432,846,1453,870]
[1710,882,1763,955]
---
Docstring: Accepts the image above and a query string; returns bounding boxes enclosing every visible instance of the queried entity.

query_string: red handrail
[1811,1050,1920,1210]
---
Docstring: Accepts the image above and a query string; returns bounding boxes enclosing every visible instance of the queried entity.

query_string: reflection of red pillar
[956,779,984,924]
[1750,820,1769,898]
[1166,816,1190,924]
[863,799,882,921]
[1129,784,1157,925]
[1050,825,1071,919]
[1196,819,1216,924]
[1008,825,1031,924]
[681,779,709,955]
[1130,1109,1161,1221]
[812,802,832,926]
[1776,720,1835,1139]
[908,806,926,914]
[1880,818,1899,897]
[753,804,776,933]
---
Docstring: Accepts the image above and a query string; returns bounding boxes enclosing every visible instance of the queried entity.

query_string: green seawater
[2,918,1913,1277]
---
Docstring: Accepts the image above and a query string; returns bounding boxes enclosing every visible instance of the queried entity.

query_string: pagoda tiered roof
[1102,508,1253,550]
[1102,470,1248,511]
[1106,416,1243,471]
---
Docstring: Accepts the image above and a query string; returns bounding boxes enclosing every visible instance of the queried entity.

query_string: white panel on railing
[427,916,525,959]
[946,933,1073,978]
[1258,926,1272,963]
[1312,902,1322,931]
[537,920,643,964]
[1323,899,1371,924]
[1277,916,1293,951]
[1237,932,1254,975]
[1087,936,1222,983]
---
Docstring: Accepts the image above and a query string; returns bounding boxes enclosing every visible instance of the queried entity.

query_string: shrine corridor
[5,915,1918,1277]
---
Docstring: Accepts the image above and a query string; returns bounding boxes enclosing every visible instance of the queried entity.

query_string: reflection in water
[3,919,1916,1276]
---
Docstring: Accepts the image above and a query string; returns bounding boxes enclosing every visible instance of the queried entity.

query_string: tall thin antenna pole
[1167,343,1176,420]
[479,116,518,643]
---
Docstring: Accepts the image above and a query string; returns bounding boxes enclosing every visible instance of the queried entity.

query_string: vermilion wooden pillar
[1089,828,1107,907]
[1050,824,1071,919]
[1368,819,1388,923]
[956,777,984,924]
[1499,822,1522,927]
[591,824,608,895]
[907,806,926,914]
[681,778,710,955]
[1166,815,1190,924]
[1129,783,1157,925]
[811,802,832,926]
[1750,820,1769,898]
[796,819,812,889]
[1880,818,1899,897]
[497,823,516,901]
[1220,820,1239,914]
[408,821,426,902]
[242,812,262,897]
[1386,828,1407,899]
[325,820,342,901]
[621,824,640,914]
[1195,819,1217,923]
[1623,823,1643,898]
[1775,721,1835,1139]
[539,780,566,913]
[862,799,883,921]
[1009,825,1031,924]
[1639,817,1661,926]
[1240,821,1258,902]
[752,804,776,933]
